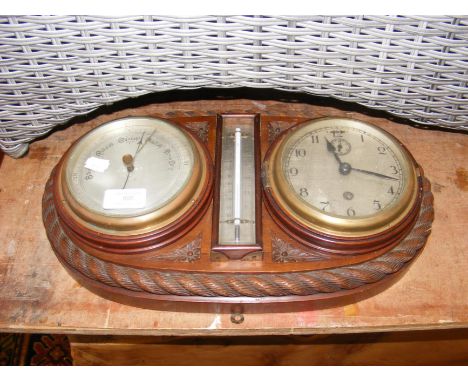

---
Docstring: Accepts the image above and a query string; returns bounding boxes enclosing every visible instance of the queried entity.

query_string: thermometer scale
[233,126,242,242]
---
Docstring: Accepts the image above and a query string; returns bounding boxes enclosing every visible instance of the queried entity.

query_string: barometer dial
[264,118,419,237]
[58,117,209,234]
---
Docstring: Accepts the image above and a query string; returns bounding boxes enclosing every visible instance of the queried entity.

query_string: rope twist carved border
[42,175,433,298]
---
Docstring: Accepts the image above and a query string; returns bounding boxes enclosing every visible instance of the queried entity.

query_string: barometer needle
[122,154,134,172]
[122,131,146,189]
[134,131,146,155]
[135,129,157,157]
[122,167,131,189]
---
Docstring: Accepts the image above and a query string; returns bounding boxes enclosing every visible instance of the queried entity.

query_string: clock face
[265,118,418,236]
[60,117,208,234]
[283,124,405,218]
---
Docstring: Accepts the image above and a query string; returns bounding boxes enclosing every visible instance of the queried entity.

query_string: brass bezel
[58,117,209,236]
[265,117,419,238]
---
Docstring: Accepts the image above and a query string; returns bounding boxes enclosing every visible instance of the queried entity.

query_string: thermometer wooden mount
[42,113,434,308]
[211,115,262,261]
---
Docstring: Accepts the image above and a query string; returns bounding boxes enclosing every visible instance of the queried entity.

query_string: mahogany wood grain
[68,330,468,365]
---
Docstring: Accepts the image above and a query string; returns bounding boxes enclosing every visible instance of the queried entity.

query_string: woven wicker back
[1,15,467,157]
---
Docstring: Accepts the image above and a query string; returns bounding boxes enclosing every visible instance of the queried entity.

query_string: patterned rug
[0,333,72,366]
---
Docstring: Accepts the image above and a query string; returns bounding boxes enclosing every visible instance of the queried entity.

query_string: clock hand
[325,137,343,165]
[325,138,354,176]
[350,167,400,181]
[325,137,396,180]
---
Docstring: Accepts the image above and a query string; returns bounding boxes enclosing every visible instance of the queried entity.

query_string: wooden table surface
[1,97,467,336]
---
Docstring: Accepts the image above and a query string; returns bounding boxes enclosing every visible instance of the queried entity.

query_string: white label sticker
[102,189,146,210]
[84,156,110,173]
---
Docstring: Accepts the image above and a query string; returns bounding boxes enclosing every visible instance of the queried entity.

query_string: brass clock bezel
[264,117,419,238]
[56,117,211,236]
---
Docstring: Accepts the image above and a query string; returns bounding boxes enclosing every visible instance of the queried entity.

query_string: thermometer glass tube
[217,116,257,245]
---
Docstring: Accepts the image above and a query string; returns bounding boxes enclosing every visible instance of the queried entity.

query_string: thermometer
[212,114,262,259]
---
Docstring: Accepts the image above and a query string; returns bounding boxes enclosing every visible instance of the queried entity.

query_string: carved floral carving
[185,121,209,143]
[268,121,295,143]
[144,235,201,263]
[272,236,342,262]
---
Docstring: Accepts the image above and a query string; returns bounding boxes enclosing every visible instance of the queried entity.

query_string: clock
[42,113,433,308]
[262,117,422,254]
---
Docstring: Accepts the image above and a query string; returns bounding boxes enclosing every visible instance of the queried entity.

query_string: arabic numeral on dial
[373,200,382,210]
[289,167,299,176]
[85,173,93,181]
[311,135,319,144]
[295,149,306,158]
[320,201,330,211]
[347,207,356,216]
[390,165,399,174]
[377,146,387,154]
[299,187,309,197]
[388,186,395,195]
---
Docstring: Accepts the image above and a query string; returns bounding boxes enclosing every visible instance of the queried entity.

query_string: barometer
[49,117,213,252]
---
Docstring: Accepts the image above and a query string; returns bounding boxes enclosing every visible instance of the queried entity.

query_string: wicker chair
[1,15,467,157]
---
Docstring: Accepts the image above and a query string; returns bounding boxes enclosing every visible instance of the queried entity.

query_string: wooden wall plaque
[42,112,434,308]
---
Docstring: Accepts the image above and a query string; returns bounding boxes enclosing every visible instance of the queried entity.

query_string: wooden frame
[41,112,433,307]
